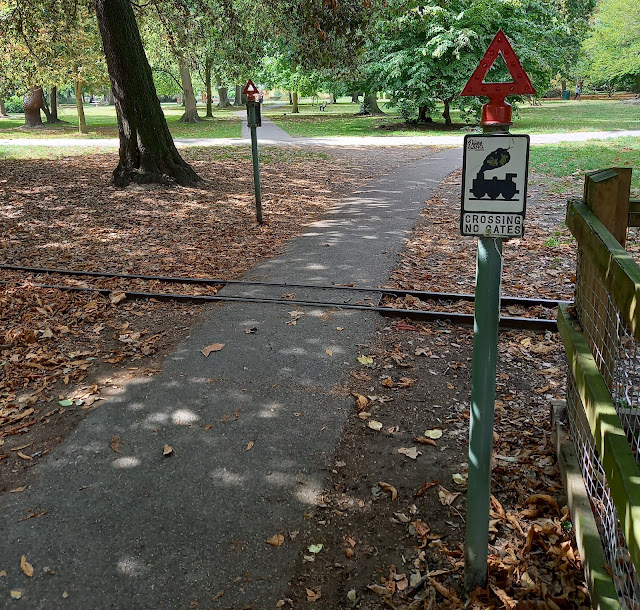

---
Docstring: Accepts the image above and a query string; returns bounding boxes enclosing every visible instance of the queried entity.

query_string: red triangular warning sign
[242,79,259,95]
[461,30,536,98]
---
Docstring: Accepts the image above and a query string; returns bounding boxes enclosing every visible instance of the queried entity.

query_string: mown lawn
[530,136,640,196]
[0,104,242,139]
[268,99,640,137]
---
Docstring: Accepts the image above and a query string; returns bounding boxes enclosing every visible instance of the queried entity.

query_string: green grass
[0,103,242,139]
[0,144,117,160]
[530,137,640,197]
[267,99,640,138]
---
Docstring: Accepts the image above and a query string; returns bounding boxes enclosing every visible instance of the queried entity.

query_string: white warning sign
[460,134,530,237]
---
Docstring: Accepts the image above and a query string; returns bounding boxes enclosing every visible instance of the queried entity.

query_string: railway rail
[0,264,568,331]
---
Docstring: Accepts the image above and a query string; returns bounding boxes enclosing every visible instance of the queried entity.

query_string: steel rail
[0,264,568,309]
[0,279,559,331]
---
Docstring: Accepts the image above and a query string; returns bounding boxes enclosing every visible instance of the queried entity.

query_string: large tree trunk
[74,79,88,134]
[50,86,58,122]
[217,82,232,108]
[636,74,640,93]
[561,79,567,93]
[292,91,299,113]
[351,92,359,103]
[330,92,337,104]
[94,0,200,187]
[233,84,243,106]
[178,57,200,123]
[442,98,452,125]
[417,106,433,123]
[23,86,45,127]
[367,92,383,115]
[204,60,213,118]
[0,97,7,117]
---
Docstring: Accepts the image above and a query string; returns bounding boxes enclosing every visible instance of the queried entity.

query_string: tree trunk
[23,86,44,127]
[74,79,88,134]
[41,93,53,123]
[94,0,200,187]
[351,92,359,103]
[561,79,567,93]
[367,92,383,115]
[234,84,243,106]
[217,82,232,108]
[636,74,640,93]
[442,98,452,125]
[288,90,292,105]
[330,92,337,104]
[50,86,59,122]
[205,59,213,118]
[292,91,299,113]
[418,106,433,122]
[0,97,7,117]
[178,57,200,123]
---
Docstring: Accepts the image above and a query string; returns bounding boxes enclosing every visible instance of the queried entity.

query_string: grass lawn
[530,136,640,197]
[267,99,640,138]
[0,103,242,139]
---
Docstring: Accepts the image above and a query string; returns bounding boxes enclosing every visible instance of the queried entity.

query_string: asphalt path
[1,129,639,149]
[0,145,463,608]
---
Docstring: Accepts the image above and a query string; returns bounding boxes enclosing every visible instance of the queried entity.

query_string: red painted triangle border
[461,29,536,98]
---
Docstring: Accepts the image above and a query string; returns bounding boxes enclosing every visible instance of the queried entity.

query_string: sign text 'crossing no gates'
[460,133,530,238]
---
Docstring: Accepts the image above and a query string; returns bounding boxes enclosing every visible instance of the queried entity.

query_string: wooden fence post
[578,168,632,390]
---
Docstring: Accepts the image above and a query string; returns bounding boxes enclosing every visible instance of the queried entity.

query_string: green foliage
[581,0,640,91]
[365,0,572,124]
[4,95,24,113]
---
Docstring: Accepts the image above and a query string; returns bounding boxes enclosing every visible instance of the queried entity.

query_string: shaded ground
[0,145,430,494]
[281,173,589,609]
[1,146,590,609]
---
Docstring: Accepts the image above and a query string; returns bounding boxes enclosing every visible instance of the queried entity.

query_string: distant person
[574,84,581,101]
[89,94,94,104]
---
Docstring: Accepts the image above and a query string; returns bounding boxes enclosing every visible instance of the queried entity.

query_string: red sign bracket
[461,30,536,126]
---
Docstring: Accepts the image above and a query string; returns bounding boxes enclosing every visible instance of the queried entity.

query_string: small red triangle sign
[242,79,259,95]
[461,30,536,98]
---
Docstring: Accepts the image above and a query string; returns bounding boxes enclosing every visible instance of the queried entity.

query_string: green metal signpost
[244,79,263,224]
[459,30,535,591]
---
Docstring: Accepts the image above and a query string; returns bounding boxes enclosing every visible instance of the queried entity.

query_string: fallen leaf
[20,555,33,577]
[413,436,437,446]
[267,534,285,547]
[438,486,460,506]
[367,420,383,431]
[524,493,560,513]
[17,452,32,461]
[347,589,357,602]
[397,377,417,388]
[424,428,443,439]
[246,440,255,451]
[306,588,321,603]
[352,393,369,410]
[41,328,54,339]
[378,481,398,501]
[10,591,22,600]
[201,343,225,357]
[162,444,174,456]
[62,591,69,599]
[325,349,333,356]
[367,584,388,595]
[415,347,430,356]
[308,543,323,554]
[381,376,394,388]
[109,291,127,305]
[357,411,371,420]
[398,447,422,460]
[357,355,374,367]
[9,486,27,493]
[245,327,257,334]
[58,399,73,407]
[0,570,6,577]
[336,327,344,331]
[452,473,467,486]
[110,436,121,454]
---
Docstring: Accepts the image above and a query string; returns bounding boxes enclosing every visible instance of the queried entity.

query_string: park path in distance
[0,147,462,608]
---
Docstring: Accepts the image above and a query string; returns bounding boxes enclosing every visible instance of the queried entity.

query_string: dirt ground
[1,146,589,609]
[281,173,589,609]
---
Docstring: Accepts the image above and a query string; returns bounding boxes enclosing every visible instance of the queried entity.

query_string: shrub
[4,95,23,113]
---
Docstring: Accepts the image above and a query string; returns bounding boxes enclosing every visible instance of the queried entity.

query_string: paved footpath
[2,129,639,149]
[0,147,462,608]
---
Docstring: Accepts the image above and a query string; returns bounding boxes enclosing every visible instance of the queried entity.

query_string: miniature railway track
[0,264,569,331]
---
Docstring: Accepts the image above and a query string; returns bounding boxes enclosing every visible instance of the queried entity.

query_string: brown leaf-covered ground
[1,147,589,609]
[0,146,429,492]
[283,173,589,609]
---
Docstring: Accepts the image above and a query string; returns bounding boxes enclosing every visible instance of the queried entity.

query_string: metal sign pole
[246,99,263,224]
[459,29,535,592]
